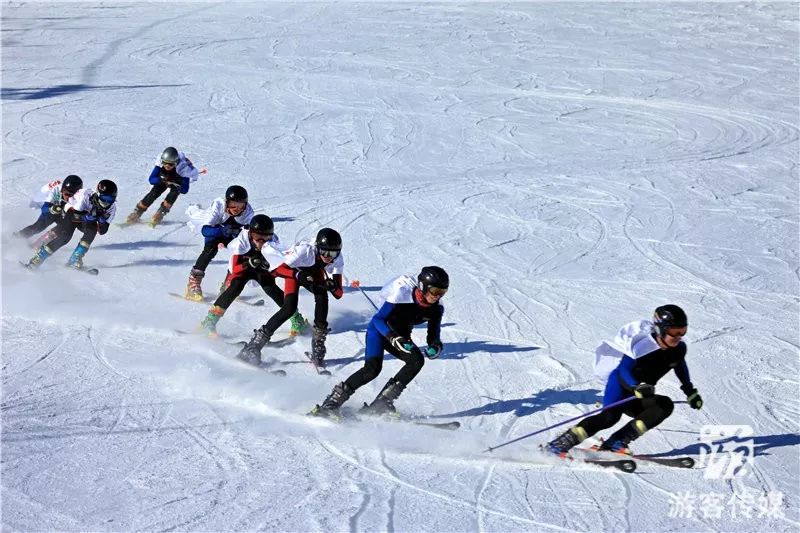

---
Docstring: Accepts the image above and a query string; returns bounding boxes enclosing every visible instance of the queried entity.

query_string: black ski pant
[192,236,235,272]
[576,394,675,436]
[139,182,180,211]
[260,286,329,336]
[45,218,99,252]
[214,269,284,311]
[18,212,60,238]
[344,339,425,392]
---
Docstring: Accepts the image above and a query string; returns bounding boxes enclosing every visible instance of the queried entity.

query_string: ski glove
[69,210,84,223]
[681,385,703,410]
[634,383,655,399]
[295,269,315,287]
[389,334,416,354]
[424,340,443,359]
[83,213,98,223]
[247,256,269,271]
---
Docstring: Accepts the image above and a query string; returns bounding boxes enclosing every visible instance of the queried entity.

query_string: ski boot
[66,241,89,270]
[360,377,405,417]
[198,305,224,338]
[288,311,308,337]
[125,202,147,225]
[25,244,53,269]
[149,200,171,228]
[237,326,271,365]
[545,426,587,457]
[309,324,329,364]
[185,268,205,301]
[309,381,354,420]
[597,420,645,456]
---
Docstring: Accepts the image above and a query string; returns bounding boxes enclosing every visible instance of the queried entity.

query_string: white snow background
[1,2,798,531]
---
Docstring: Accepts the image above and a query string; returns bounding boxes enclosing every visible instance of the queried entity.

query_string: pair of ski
[168,292,265,307]
[309,405,461,431]
[547,447,694,473]
[19,261,99,276]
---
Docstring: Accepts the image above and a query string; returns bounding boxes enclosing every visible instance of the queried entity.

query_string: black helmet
[418,266,449,294]
[93,179,118,209]
[653,304,688,336]
[160,146,179,165]
[61,175,83,195]
[225,185,248,203]
[249,214,274,235]
[316,228,342,251]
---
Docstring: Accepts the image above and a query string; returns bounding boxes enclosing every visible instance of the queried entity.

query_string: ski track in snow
[2,2,798,531]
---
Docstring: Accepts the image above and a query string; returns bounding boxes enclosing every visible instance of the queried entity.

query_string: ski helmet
[418,266,449,295]
[93,179,118,208]
[316,228,342,255]
[249,214,274,235]
[653,304,688,337]
[225,185,248,204]
[160,146,179,166]
[61,174,83,195]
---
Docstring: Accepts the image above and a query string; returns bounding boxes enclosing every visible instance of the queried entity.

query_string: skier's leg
[17,212,57,238]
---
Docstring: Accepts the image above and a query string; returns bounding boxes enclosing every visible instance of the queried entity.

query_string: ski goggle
[250,231,273,244]
[96,194,115,208]
[663,327,687,339]
[161,161,176,168]
[426,286,448,297]
[319,248,340,259]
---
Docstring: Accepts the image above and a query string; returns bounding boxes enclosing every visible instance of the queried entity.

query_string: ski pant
[214,269,284,311]
[192,236,235,272]
[576,369,674,436]
[139,182,181,211]
[343,326,425,391]
[260,284,329,336]
[46,218,99,252]
[18,211,60,238]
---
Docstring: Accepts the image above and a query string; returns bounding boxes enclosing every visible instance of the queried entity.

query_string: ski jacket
[371,275,443,343]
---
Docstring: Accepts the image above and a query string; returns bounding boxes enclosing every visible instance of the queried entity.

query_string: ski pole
[484,396,637,453]
[350,279,379,311]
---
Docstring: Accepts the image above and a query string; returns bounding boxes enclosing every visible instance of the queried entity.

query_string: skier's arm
[617,355,639,390]
[674,360,693,390]
[426,305,444,346]
[372,301,395,338]
[148,166,161,185]
[179,176,190,194]
[324,273,343,299]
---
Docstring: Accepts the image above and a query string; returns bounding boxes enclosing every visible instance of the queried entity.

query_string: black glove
[634,383,655,399]
[424,339,443,359]
[681,384,703,409]
[388,334,415,354]
[247,255,269,270]
[69,210,84,223]
[324,278,337,292]
[295,269,315,287]
[48,205,63,216]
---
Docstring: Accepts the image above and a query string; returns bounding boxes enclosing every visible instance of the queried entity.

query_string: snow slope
[2,2,798,531]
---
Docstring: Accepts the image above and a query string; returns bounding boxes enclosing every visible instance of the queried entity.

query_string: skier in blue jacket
[124,147,205,227]
[310,266,448,418]
[546,304,703,456]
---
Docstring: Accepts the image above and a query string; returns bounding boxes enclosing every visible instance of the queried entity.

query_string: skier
[198,214,287,336]
[545,304,703,456]
[14,174,83,242]
[236,228,345,365]
[124,146,205,227]
[25,179,118,270]
[310,266,448,419]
